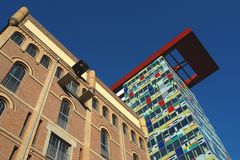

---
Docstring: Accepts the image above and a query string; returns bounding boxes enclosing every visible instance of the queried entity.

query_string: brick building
[0,7,149,160]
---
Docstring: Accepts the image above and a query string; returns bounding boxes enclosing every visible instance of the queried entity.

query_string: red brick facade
[0,7,149,160]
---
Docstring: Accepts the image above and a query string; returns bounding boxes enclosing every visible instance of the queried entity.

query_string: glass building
[112,29,231,160]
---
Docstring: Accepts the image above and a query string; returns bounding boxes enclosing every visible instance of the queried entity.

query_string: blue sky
[1,0,239,159]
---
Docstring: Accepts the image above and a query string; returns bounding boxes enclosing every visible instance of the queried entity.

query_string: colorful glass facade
[116,57,230,160]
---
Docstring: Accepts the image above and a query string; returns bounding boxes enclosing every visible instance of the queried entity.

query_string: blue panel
[176,147,183,157]
[158,141,165,149]
[146,120,152,127]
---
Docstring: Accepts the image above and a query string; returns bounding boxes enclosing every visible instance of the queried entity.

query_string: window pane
[47,133,70,160]
[26,44,37,57]
[58,100,70,130]
[92,98,98,110]
[55,67,63,79]
[66,81,78,95]
[2,64,25,92]
[10,32,24,45]
[131,131,136,143]
[102,106,109,120]
[40,56,50,69]
[112,114,118,127]
[101,130,109,159]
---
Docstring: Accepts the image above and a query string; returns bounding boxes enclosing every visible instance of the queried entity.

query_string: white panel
[116,88,124,96]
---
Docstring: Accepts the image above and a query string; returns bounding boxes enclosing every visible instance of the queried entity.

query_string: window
[173,139,181,149]
[166,143,174,153]
[139,137,144,149]
[66,81,78,95]
[193,146,203,157]
[131,130,136,143]
[122,123,128,135]
[10,32,24,46]
[133,153,139,160]
[57,100,70,130]
[46,133,70,160]
[2,63,26,92]
[40,55,51,69]
[26,44,37,58]
[92,97,98,111]
[55,67,63,79]
[0,99,6,116]
[101,129,109,159]
[102,106,109,120]
[112,114,118,127]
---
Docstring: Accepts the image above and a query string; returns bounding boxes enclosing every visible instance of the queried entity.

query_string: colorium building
[111,30,231,160]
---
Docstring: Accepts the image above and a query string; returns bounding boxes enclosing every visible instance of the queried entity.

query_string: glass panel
[55,67,63,79]
[66,81,78,95]
[58,101,70,130]
[10,32,23,45]
[47,134,70,160]
[2,64,25,92]
[26,44,37,57]
[101,130,109,159]
[92,98,98,110]
[40,56,50,69]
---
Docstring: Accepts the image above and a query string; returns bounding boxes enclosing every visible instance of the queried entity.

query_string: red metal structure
[111,28,218,91]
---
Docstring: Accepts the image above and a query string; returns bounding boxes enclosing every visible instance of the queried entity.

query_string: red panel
[167,73,173,79]
[155,72,161,78]
[168,106,175,113]
[146,98,151,105]
[129,91,134,97]
[158,100,165,106]
[140,75,145,81]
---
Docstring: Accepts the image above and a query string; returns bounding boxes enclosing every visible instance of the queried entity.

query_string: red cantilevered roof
[111,28,219,91]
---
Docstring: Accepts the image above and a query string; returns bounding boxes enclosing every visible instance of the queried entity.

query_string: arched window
[112,114,118,127]
[133,153,139,160]
[102,106,109,120]
[0,98,6,116]
[92,97,98,111]
[2,63,26,92]
[55,67,63,79]
[10,32,24,46]
[40,55,51,69]
[139,137,144,150]
[122,123,128,135]
[131,130,136,143]
[26,44,38,58]
[101,129,109,159]
[57,100,70,130]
